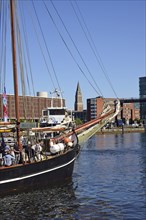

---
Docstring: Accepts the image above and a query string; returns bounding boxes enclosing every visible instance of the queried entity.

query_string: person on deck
[3,151,15,166]
[10,146,15,159]
[13,143,20,164]
[0,142,4,166]
[32,141,42,161]
[4,145,10,154]
[25,141,35,163]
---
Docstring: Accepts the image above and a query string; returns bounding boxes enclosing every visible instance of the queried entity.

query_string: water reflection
[0,132,146,219]
[0,182,79,219]
[74,132,146,219]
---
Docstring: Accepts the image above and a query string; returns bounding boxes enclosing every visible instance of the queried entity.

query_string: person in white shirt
[3,152,15,166]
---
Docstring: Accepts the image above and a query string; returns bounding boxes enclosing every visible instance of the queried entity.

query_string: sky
[1,0,146,110]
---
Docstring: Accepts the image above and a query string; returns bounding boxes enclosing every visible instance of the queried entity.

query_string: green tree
[75,118,83,125]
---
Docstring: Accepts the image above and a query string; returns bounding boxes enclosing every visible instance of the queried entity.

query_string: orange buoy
[63,137,70,143]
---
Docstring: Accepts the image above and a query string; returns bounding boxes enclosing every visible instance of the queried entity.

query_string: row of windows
[91,113,97,116]
[141,115,146,119]
[90,107,96,111]
[90,99,96,104]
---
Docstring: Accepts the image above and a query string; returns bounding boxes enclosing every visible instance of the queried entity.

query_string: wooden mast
[10,0,21,151]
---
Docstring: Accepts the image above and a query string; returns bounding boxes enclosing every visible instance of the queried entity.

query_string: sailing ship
[0,1,120,196]
[0,0,81,197]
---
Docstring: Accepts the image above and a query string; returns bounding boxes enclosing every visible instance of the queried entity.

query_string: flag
[2,86,8,122]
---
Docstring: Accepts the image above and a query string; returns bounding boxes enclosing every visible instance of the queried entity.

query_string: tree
[75,118,83,125]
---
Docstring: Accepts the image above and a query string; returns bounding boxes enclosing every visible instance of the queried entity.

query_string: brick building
[87,97,115,121]
[120,102,140,124]
[87,97,140,123]
[0,93,65,121]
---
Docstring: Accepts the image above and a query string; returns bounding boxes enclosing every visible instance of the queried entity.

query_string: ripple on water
[0,132,146,219]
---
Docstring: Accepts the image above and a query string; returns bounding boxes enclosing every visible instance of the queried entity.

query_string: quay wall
[96,127,145,135]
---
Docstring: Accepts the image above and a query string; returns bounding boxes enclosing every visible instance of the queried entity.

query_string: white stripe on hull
[0,156,76,185]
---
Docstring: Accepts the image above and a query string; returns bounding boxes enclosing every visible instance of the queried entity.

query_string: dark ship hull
[0,144,80,196]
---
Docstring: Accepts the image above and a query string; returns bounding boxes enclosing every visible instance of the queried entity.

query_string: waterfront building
[87,97,103,121]
[121,103,140,124]
[87,97,115,121]
[87,97,140,123]
[139,76,146,124]
[0,92,65,121]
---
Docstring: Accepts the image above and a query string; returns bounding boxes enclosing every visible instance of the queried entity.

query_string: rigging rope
[0,1,5,118]
[19,2,36,120]
[0,2,4,94]
[15,1,27,120]
[43,0,101,97]
[28,1,56,92]
[0,0,9,122]
[73,0,118,98]
[19,2,35,97]
[32,0,63,98]
[50,0,103,97]
[0,0,8,93]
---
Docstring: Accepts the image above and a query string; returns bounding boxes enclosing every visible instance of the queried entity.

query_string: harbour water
[0,132,146,219]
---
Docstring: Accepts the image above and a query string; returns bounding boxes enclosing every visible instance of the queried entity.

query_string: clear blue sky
[3,0,146,110]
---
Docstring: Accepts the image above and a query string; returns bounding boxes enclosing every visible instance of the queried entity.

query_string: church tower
[74,82,83,111]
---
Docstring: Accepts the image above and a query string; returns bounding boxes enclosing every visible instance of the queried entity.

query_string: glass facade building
[139,77,146,121]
